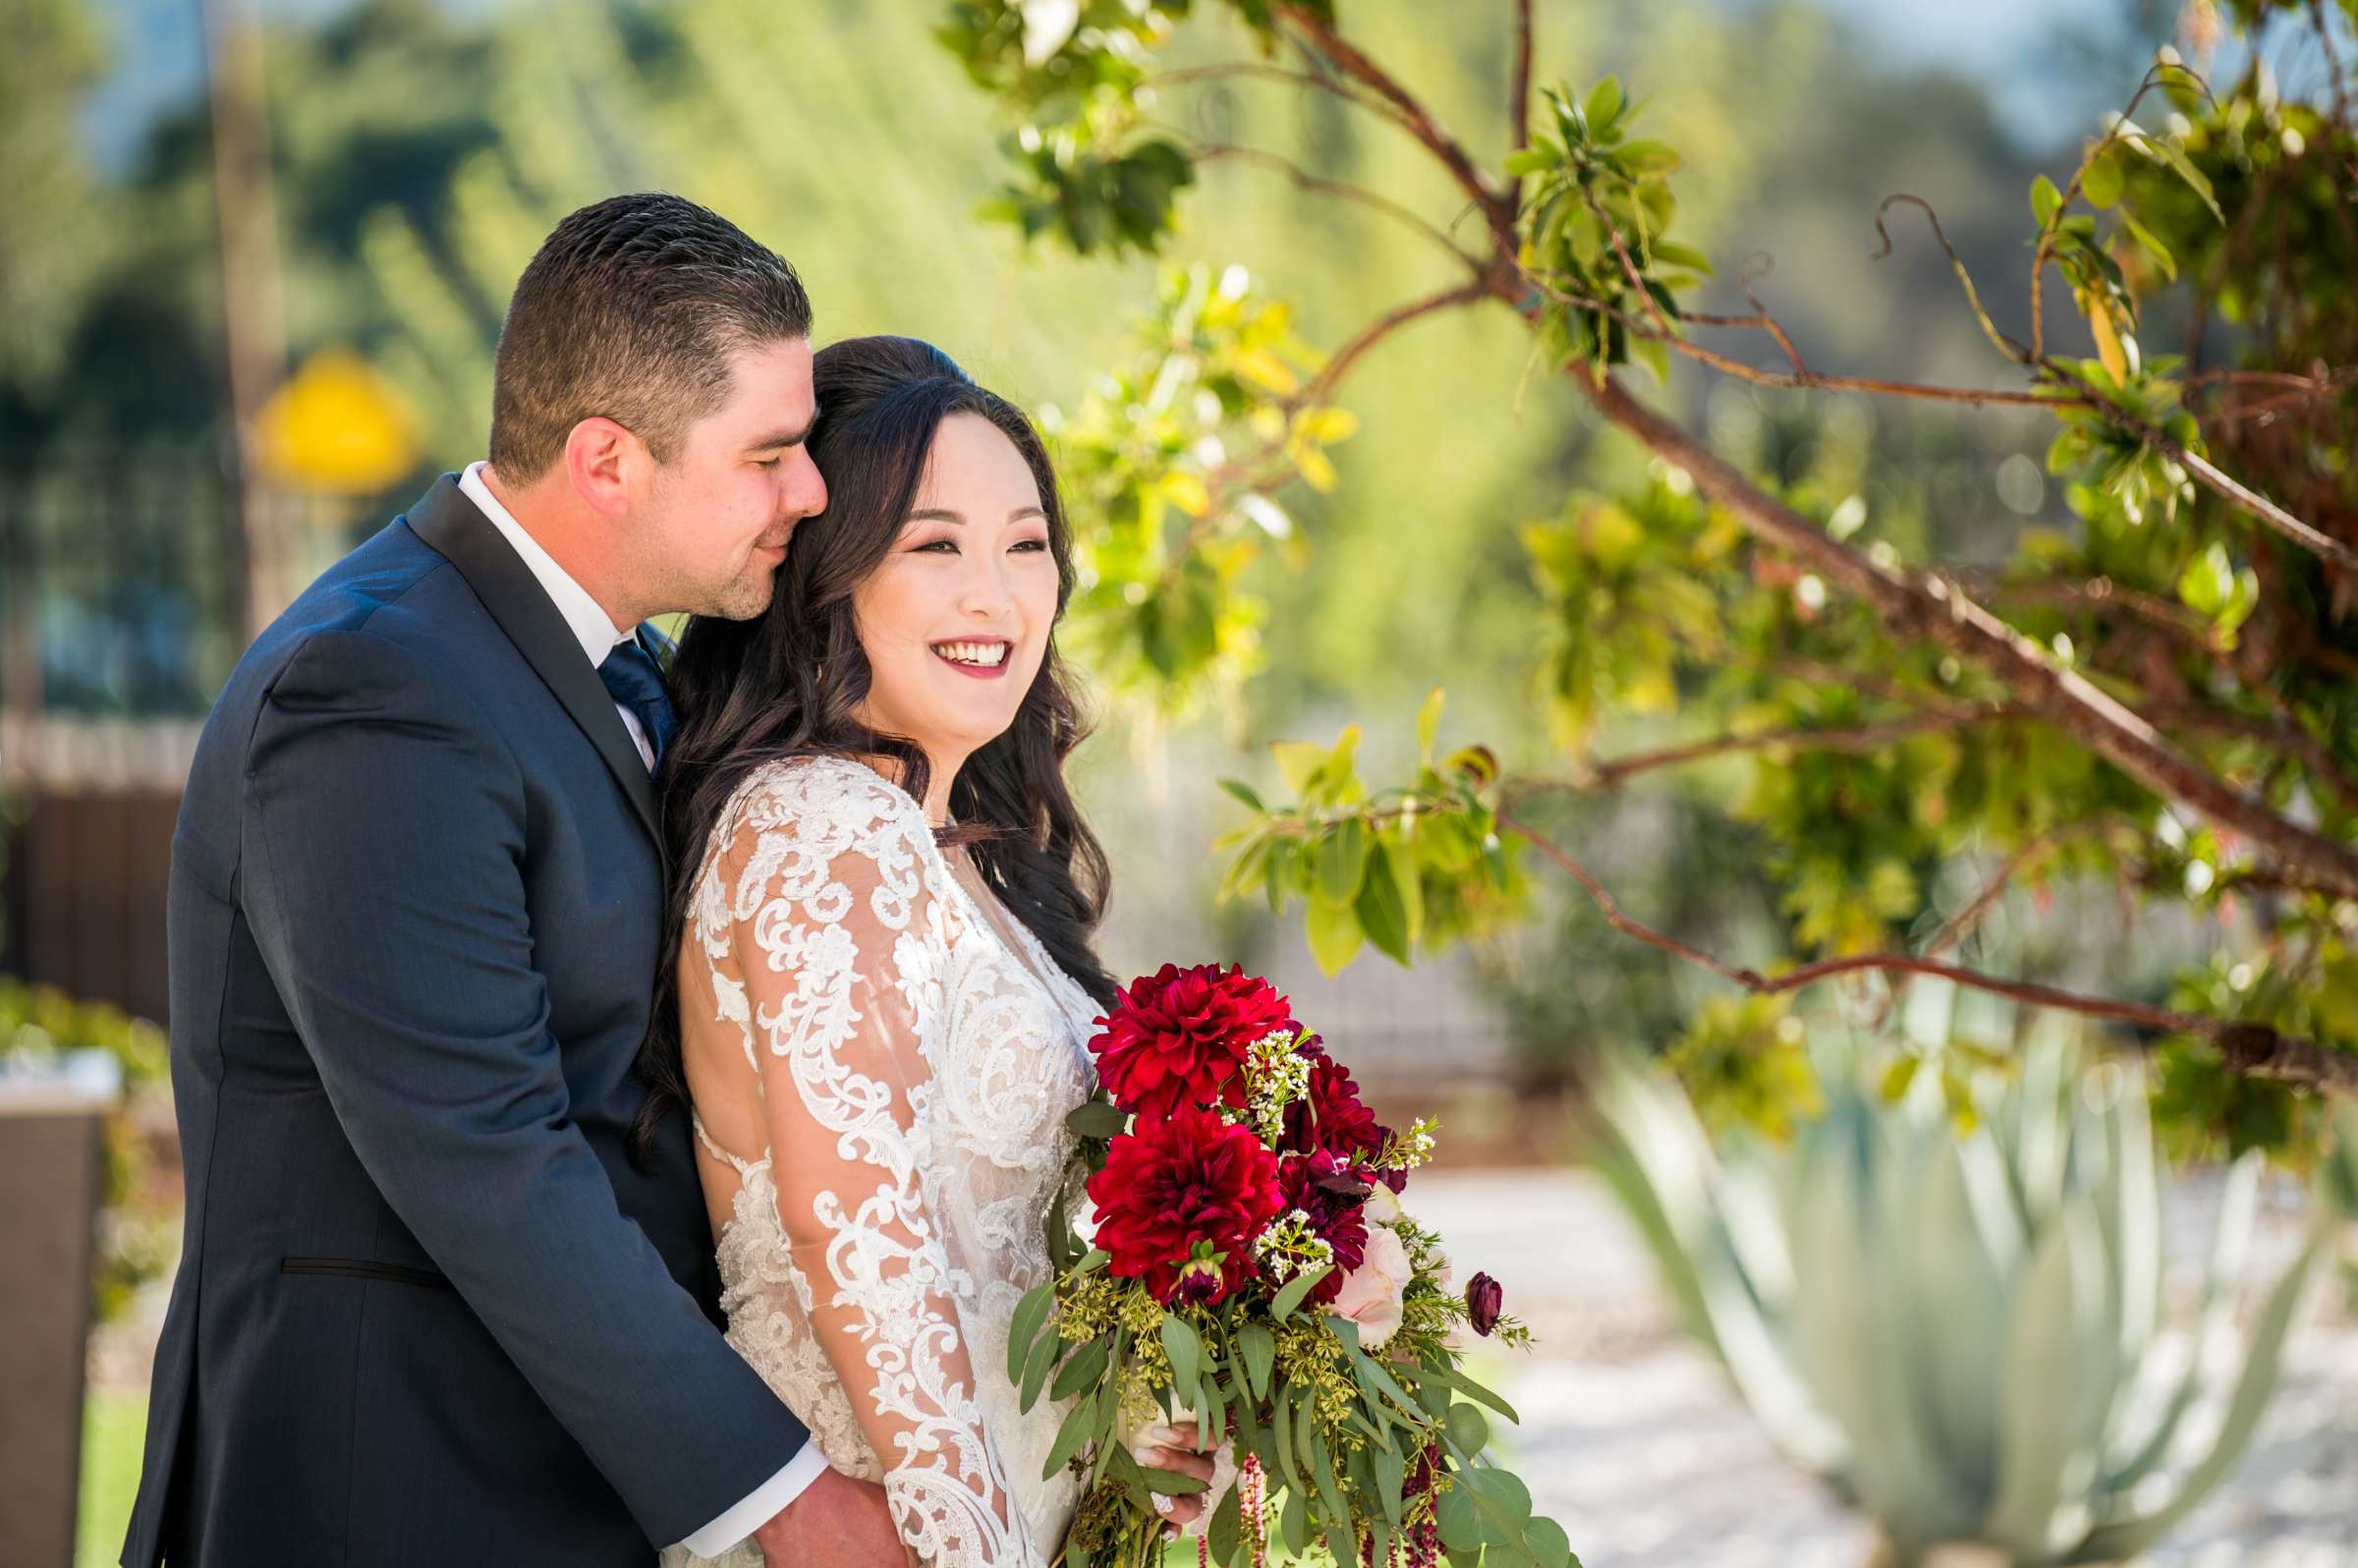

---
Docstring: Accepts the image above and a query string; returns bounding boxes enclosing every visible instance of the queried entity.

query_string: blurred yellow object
[253,349,421,496]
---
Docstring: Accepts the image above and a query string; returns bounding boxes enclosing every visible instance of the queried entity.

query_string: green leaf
[1316,815,1370,904]
[1504,147,1559,178]
[1008,1281,1055,1383]
[1018,1320,1061,1411]
[1649,239,1714,274]
[1329,1316,1426,1422]
[1270,739,1327,798]
[1161,1316,1203,1399]
[1270,1263,1332,1322]
[1373,1444,1407,1524]
[1615,139,1682,174]
[1355,843,1413,964]
[1219,778,1266,813]
[1199,1368,1227,1453]
[1208,1484,1243,1566]
[1238,1321,1276,1400]
[1279,1488,1309,1557]
[1583,76,1624,134]
[1525,1514,1578,1568]
[1075,1247,1111,1274]
[1462,1465,1537,1552]
[1426,1363,1522,1426]
[1446,1400,1491,1454]
[1305,897,1365,976]
[2137,133,2222,223]
[1042,1385,1098,1480]
[1300,1413,1352,1547]
[1417,686,1446,761]
[1133,1460,1210,1495]
[2031,173,2064,230]
[1270,1387,1305,1495]
[1385,837,1425,947]
[1066,1098,1126,1140]
[2081,147,2123,209]
[1049,1336,1109,1402]
[2119,210,2177,281]
[1436,1478,1485,1552]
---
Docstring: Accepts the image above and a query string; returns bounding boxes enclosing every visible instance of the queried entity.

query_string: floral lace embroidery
[661,756,1099,1568]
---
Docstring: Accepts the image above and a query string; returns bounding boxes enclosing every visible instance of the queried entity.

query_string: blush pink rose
[1329,1223,1412,1350]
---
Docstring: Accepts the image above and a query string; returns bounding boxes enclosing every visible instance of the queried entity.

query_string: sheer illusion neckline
[687,760,1095,1194]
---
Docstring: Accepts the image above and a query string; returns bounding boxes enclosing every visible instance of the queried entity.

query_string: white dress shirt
[458,461,829,1554]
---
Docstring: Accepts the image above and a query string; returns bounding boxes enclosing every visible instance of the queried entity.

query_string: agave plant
[1595,1026,2333,1567]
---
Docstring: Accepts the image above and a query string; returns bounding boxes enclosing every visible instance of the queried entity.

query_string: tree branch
[1557,360,2358,900]
[1293,280,1493,413]
[1146,61,1420,139]
[1246,14,2358,896]
[1510,0,1534,153]
[1496,805,2358,1097]
[1535,709,2037,793]
[1275,4,1517,252]
[1181,140,1483,273]
[2130,415,2358,574]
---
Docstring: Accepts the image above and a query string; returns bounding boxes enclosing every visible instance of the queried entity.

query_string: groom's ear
[564,416,649,517]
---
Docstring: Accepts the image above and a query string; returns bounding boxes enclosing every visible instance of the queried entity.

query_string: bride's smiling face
[850,412,1059,785]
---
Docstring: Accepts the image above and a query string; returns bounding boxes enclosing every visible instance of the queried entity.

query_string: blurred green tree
[936,0,2358,1157]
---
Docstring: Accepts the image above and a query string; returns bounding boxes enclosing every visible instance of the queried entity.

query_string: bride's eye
[1011,537,1048,553]
[912,537,959,554]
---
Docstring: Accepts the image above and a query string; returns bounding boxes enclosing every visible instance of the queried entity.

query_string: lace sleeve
[703,760,1047,1568]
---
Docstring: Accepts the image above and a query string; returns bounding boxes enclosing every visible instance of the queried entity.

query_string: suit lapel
[403,476,663,856]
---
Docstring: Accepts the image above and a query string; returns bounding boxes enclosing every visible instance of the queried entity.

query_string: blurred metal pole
[200,0,289,641]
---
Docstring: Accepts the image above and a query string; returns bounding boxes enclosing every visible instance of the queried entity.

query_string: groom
[123,195,903,1567]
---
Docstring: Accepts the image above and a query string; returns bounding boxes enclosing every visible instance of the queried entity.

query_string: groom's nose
[777,445,826,521]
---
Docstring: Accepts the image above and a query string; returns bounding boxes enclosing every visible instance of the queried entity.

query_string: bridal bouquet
[1012,964,1576,1568]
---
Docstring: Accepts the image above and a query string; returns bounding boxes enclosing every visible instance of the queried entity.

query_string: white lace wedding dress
[659,755,1100,1568]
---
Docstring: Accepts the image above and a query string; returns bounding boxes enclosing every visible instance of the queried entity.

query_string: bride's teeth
[933,641,1007,666]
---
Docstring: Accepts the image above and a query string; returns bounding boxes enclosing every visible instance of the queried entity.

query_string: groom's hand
[754,1466,902,1568]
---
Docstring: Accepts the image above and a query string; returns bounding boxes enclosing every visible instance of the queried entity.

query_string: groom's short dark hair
[488,193,813,482]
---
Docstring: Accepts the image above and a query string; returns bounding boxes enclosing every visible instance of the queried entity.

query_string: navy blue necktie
[597,640,678,770]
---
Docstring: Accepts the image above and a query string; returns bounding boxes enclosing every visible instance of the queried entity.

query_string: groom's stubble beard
[702,548,783,621]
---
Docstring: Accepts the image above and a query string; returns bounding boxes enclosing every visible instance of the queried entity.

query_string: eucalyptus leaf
[1239,1321,1276,1400]
[1042,1385,1097,1481]
[1049,1336,1108,1402]
[1208,1484,1243,1566]
[1018,1321,1061,1411]
[1446,1400,1490,1454]
[1007,1281,1054,1383]
[1161,1316,1203,1402]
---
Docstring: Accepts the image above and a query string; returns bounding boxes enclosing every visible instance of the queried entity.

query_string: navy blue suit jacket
[124,476,809,1566]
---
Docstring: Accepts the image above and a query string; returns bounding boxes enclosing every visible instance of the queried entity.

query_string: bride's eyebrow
[904,506,1047,524]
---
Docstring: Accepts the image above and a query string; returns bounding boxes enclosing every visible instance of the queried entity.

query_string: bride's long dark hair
[633,335,1118,1152]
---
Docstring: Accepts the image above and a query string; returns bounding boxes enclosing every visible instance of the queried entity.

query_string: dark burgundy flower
[1466,1271,1504,1336]
[1274,1149,1370,1305]
[1281,1051,1390,1163]
[1087,1105,1284,1305]
[1089,963,1295,1120]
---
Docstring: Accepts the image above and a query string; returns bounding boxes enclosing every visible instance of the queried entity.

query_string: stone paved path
[1403,1169,2358,1568]
[89,1167,2356,1564]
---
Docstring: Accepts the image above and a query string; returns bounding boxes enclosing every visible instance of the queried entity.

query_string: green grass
[79,1389,145,1568]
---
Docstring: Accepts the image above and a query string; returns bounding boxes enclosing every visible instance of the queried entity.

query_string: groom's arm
[239,628,811,1547]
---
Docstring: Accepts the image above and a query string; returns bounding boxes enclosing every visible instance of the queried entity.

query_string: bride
[644,336,1216,1566]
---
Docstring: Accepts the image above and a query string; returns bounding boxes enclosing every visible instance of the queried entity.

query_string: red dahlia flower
[1089,963,1295,1120]
[1087,1105,1284,1305]
[1281,1051,1391,1165]
[1275,1149,1370,1305]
